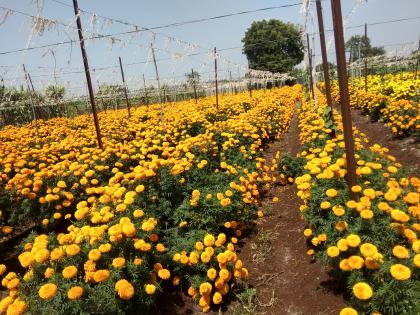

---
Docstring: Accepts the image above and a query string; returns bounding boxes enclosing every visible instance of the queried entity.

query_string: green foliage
[278,153,306,179]
[242,19,304,73]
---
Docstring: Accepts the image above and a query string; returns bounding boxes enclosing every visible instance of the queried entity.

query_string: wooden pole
[192,68,198,103]
[72,0,103,149]
[142,74,149,105]
[214,47,219,111]
[118,56,131,117]
[331,0,358,200]
[316,0,335,136]
[364,23,368,92]
[22,64,39,141]
[150,43,164,123]
[306,33,315,99]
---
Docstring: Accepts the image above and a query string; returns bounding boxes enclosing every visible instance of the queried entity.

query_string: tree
[346,35,385,61]
[242,19,304,73]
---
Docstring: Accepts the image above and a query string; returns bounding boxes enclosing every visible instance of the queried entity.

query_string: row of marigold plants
[279,89,419,315]
[0,86,300,314]
[322,72,419,138]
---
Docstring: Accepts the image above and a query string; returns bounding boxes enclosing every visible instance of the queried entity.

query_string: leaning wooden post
[364,23,368,92]
[316,0,335,137]
[331,0,358,200]
[72,0,103,149]
[118,56,131,117]
[22,64,39,142]
[214,47,219,111]
[192,68,198,103]
[306,33,315,100]
[142,74,149,105]
[150,43,164,123]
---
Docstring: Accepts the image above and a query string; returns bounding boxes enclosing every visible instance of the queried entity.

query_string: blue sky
[0,0,419,96]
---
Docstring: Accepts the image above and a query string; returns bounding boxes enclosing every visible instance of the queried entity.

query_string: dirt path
[234,111,346,315]
[351,109,420,177]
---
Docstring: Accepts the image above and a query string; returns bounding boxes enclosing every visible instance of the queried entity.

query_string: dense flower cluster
[291,89,419,314]
[0,86,300,314]
[329,72,419,137]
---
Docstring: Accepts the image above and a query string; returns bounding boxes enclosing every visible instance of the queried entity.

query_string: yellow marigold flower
[360,243,378,258]
[0,296,13,313]
[157,269,171,280]
[0,264,6,277]
[93,269,110,283]
[326,246,339,258]
[203,234,215,247]
[404,192,419,205]
[199,282,212,295]
[88,249,102,261]
[326,189,338,197]
[44,267,54,279]
[212,291,223,305]
[207,268,217,281]
[112,257,126,269]
[320,201,331,209]
[392,245,409,259]
[303,228,312,237]
[144,284,156,295]
[390,209,410,223]
[337,239,348,252]
[200,251,211,263]
[62,265,78,279]
[67,286,83,300]
[18,252,34,268]
[351,185,362,193]
[339,259,351,271]
[346,200,357,209]
[135,185,145,193]
[34,248,50,263]
[115,279,135,300]
[98,243,112,253]
[352,282,373,300]
[360,209,374,219]
[347,256,364,270]
[39,283,58,300]
[390,264,411,280]
[340,307,358,315]
[413,254,420,267]
[346,234,361,247]
[332,206,345,217]
[65,244,81,256]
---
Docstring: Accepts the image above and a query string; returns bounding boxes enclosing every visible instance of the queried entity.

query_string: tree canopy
[345,35,385,61]
[242,19,304,73]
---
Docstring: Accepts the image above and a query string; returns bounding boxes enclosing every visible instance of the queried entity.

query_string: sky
[0,0,419,96]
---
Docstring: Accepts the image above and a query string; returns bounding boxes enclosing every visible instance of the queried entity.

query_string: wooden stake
[307,33,315,99]
[364,23,368,92]
[22,64,39,141]
[142,74,149,105]
[72,0,103,149]
[118,56,131,117]
[192,68,198,103]
[331,0,358,200]
[214,47,219,111]
[316,0,335,136]
[151,43,164,123]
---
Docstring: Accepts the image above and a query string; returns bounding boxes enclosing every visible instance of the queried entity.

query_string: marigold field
[0,73,419,315]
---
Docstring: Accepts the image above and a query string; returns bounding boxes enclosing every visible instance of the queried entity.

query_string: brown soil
[351,109,420,177]
[231,112,346,314]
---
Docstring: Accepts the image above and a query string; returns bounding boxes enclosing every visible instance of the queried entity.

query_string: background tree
[346,35,385,61]
[242,19,304,73]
